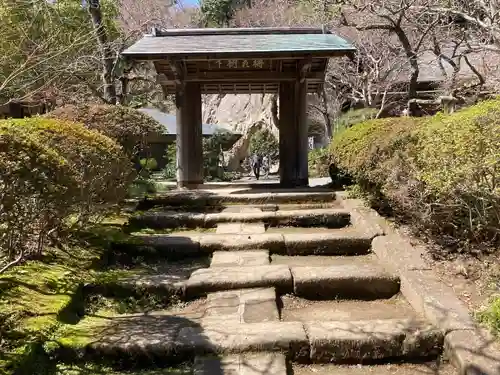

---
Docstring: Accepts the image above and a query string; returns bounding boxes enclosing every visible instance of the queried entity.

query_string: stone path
[63,186,500,374]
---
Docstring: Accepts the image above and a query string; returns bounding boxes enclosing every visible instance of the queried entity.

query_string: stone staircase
[60,186,500,374]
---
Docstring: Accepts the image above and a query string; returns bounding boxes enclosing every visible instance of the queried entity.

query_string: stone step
[305,318,443,363]
[211,251,270,267]
[114,228,374,259]
[292,363,456,375]
[184,263,399,300]
[129,208,351,230]
[184,265,293,298]
[205,288,279,323]
[280,294,417,322]
[60,317,442,364]
[291,263,400,299]
[194,353,287,375]
[137,190,337,210]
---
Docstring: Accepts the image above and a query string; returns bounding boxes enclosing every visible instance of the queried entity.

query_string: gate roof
[122,27,355,94]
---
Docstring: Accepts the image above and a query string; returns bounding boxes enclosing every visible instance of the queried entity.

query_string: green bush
[333,108,379,134]
[478,296,500,335]
[163,142,176,180]
[0,117,133,272]
[203,131,232,181]
[308,148,330,177]
[45,104,163,155]
[330,99,500,250]
[162,132,234,182]
[249,129,279,163]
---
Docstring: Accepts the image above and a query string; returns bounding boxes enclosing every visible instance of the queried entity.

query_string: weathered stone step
[211,250,270,267]
[194,353,287,375]
[281,294,417,322]
[129,208,351,230]
[205,288,279,323]
[185,265,293,298]
[305,318,443,363]
[292,362,456,375]
[107,259,398,301]
[184,263,399,300]
[137,190,337,210]
[59,317,442,364]
[114,228,374,259]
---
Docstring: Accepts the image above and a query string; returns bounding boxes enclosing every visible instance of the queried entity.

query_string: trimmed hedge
[0,117,134,271]
[45,104,164,155]
[330,100,500,250]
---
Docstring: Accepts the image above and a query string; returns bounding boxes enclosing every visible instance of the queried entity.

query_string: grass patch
[478,295,500,336]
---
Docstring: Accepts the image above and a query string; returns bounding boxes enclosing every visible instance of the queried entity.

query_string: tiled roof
[122,27,355,58]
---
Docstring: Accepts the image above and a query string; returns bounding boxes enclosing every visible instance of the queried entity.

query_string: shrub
[416,102,500,244]
[333,108,379,134]
[203,131,233,181]
[478,296,500,335]
[45,104,163,155]
[163,142,176,180]
[161,133,232,183]
[249,129,279,163]
[330,99,500,251]
[308,147,330,178]
[0,117,133,272]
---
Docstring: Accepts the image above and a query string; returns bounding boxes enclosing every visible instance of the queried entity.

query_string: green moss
[55,363,191,374]
[56,310,113,349]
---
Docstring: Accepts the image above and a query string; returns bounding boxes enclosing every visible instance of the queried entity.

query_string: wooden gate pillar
[176,82,203,189]
[278,79,309,188]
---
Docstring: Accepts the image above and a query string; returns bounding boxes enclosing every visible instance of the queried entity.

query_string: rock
[202,94,330,171]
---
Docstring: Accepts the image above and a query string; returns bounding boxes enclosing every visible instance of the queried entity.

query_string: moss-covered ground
[0,221,198,375]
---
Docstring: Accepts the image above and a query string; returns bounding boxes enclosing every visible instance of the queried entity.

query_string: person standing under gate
[252,154,263,180]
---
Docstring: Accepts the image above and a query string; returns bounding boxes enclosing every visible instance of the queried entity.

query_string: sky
[179,0,200,7]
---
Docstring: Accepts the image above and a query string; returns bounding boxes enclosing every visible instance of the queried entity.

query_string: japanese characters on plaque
[208,59,266,70]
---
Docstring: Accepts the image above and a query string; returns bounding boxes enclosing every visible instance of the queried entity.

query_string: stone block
[200,233,286,253]
[211,251,270,267]
[87,314,199,357]
[124,234,203,257]
[207,211,271,225]
[177,320,309,360]
[284,230,372,256]
[206,288,279,323]
[291,264,400,299]
[273,209,351,228]
[371,235,430,272]
[185,265,292,298]
[305,318,443,363]
[193,353,288,375]
[239,223,266,234]
[216,223,243,234]
[400,270,475,332]
[444,330,500,375]
[130,211,206,229]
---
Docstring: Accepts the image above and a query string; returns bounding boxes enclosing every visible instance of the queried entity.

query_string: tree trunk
[88,0,116,104]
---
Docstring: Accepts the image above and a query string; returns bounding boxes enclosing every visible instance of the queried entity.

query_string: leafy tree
[249,128,279,163]
[201,0,250,26]
[0,0,120,104]
[203,130,232,180]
